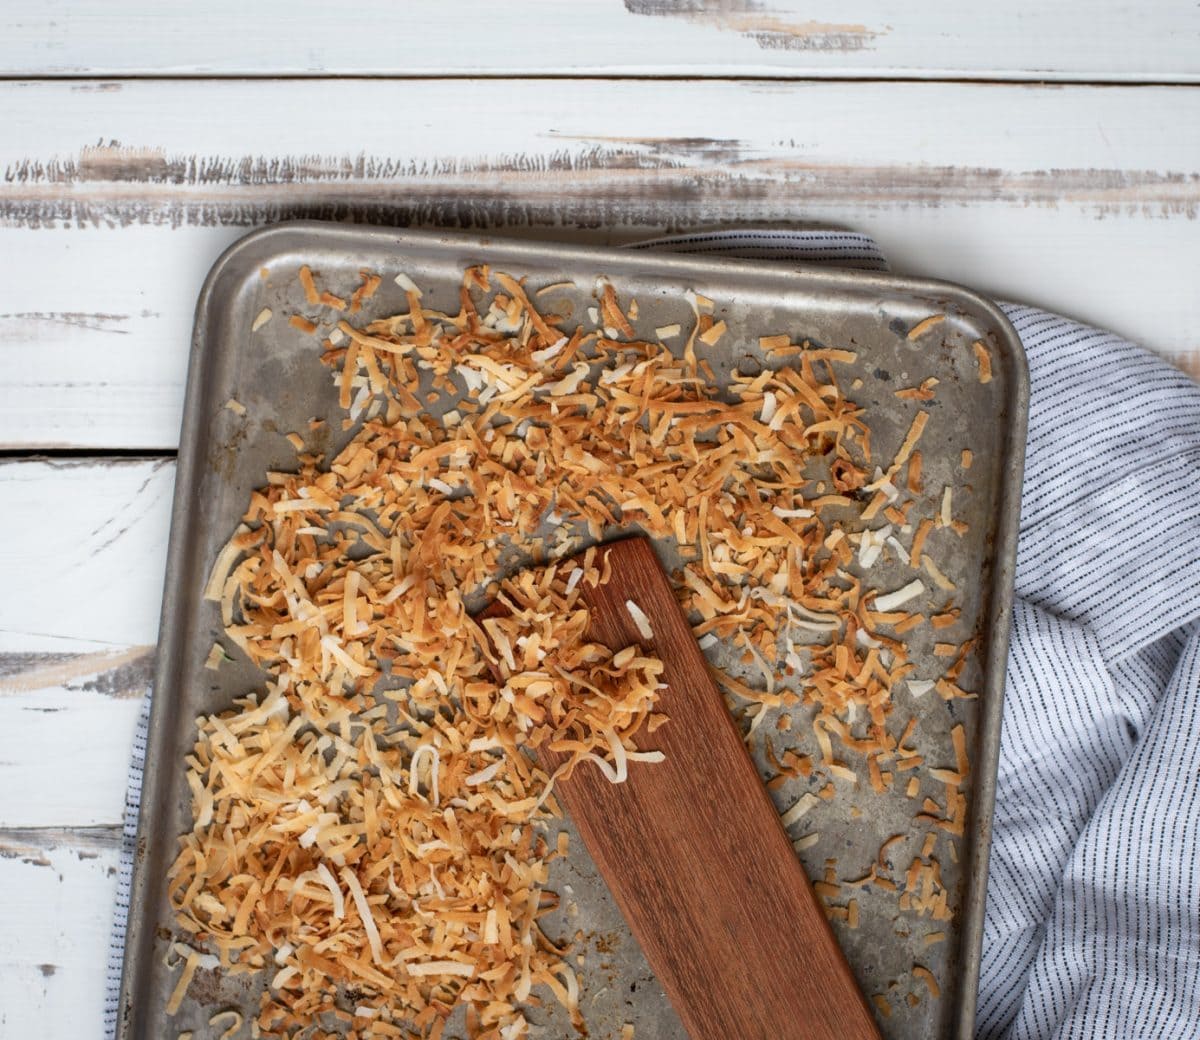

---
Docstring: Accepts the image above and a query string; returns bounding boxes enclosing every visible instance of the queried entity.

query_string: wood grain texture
[0,460,156,1025]
[1,78,1198,449]
[0,668,146,828]
[0,459,164,827]
[0,826,122,1038]
[0,459,172,653]
[1,0,1197,82]
[496,539,881,1039]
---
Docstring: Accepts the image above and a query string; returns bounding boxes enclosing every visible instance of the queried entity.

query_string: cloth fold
[104,229,1200,1040]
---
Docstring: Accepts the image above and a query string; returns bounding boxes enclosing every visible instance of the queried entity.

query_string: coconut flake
[773,505,814,520]
[874,579,926,613]
[781,793,820,827]
[625,599,654,641]
[409,744,441,806]
[341,866,384,964]
[314,863,345,920]
[538,361,590,397]
[531,337,569,364]
[885,535,911,564]
[393,272,423,297]
[858,524,893,569]
[465,761,503,786]
[407,960,477,978]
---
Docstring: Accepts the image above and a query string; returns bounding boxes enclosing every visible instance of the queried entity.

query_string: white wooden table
[1,4,1197,1035]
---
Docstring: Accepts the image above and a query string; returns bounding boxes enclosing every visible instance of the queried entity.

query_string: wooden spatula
[486,536,881,1040]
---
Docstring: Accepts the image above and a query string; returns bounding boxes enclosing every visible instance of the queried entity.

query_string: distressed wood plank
[0,79,1197,449]
[0,675,147,827]
[0,826,122,1037]
[0,825,125,855]
[0,459,172,653]
[1,0,1197,82]
[0,459,161,829]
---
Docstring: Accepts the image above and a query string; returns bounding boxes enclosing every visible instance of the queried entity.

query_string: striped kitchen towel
[105,229,1200,1039]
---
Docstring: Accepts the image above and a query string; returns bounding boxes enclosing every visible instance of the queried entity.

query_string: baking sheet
[118,222,1027,1040]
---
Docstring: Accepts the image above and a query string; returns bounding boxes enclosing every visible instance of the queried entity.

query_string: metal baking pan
[118,222,1027,1040]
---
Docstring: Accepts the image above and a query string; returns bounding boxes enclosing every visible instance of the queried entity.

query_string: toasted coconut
[906,314,945,340]
[972,340,992,384]
[698,319,727,346]
[204,643,227,671]
[913,964,941,998]
[625,600,655,642]
[393,272,422,297]
[298,266,320,305]
[180,262,973,1036]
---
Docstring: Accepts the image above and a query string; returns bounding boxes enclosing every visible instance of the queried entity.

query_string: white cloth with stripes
[105,229,1200,1039]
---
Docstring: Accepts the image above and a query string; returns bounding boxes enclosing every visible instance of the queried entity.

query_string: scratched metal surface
[117,223,1026,1040]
